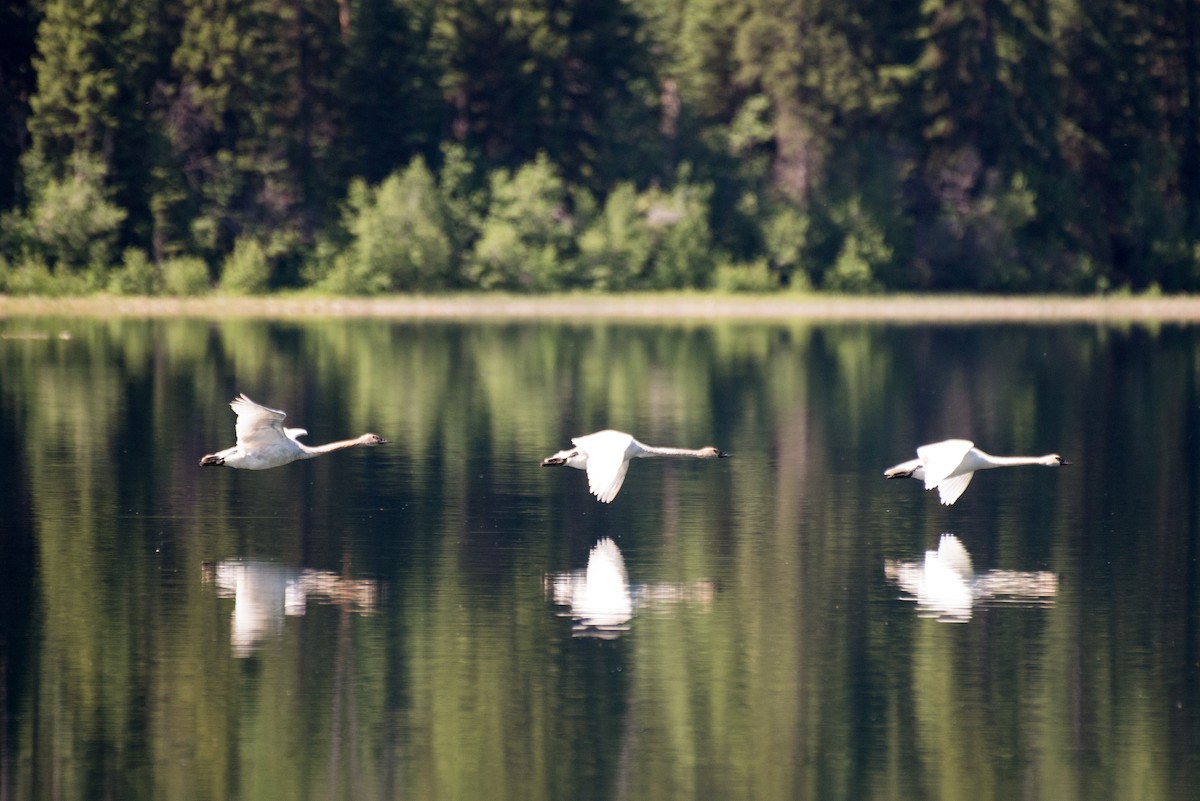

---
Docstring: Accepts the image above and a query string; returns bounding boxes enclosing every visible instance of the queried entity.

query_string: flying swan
[200,393,387,470]
[884,439,1068,505]
[542,429,728,503]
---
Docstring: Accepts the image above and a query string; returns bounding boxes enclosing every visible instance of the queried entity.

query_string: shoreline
[3,293,1200,322]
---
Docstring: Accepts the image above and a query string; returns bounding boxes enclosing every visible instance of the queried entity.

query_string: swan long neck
[980,454,1057,468]
[638,444,716,458]
[298,436,374,458]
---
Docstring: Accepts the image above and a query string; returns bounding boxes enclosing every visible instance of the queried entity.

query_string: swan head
[1042,454,1069,466]
[360,433,389,446]
[701,447,729,459]
[542,449,585,468]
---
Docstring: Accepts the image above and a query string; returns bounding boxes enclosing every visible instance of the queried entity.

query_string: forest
[0,0,1198,294]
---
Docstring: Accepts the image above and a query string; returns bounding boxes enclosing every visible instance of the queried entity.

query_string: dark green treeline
[1,0,1198,293]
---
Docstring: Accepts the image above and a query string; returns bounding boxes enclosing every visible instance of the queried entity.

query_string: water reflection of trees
[1,318,1198,799]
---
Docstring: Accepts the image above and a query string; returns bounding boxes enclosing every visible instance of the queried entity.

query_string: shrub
[2,256,61,295]
[642,177,716,289]
[466,154,577,291]
[220,237,271,294]
[712,260,782,292]
[762,206,812,287]
[576,183,654,290]
[161,256,211,296]
[25,153,126,272]
[321,158,454,294]
[108,248,163,295]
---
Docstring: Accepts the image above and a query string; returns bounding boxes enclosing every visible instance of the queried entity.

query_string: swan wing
[935,472,975,505]
[572,431,636,503]
[917,439,975,489]
[231,394,292,449]
[587,453,631,503]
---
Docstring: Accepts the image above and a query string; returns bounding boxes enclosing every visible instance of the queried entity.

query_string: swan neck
[639,445,710,458]
[983,454,1050,467]
[301,437,370,456]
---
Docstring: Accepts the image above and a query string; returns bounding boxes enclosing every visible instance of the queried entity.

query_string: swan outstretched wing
[917,439,974,489]
[935,472,975,505]
[571,431,635,503]
[231,394,291,449]
[587,452,631,503]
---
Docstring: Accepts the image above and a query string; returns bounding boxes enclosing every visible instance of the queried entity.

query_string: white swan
[542,429,728,503]
[884,439,1068,505]
[199,393,387,470]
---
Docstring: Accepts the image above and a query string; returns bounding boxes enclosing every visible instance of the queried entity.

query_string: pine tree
[0,0,38,210]
[164,0,345,263]
[429,0,658,189]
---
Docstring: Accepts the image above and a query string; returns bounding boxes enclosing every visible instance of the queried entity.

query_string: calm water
[1,315,1198,801]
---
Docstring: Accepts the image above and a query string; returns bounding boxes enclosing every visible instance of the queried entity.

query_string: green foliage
[108,248,163,295]
[320,159,455,294]
[576,183,655,290]
[824,234,885,294]
[4,0,1200,293]
[467,155,578,291]
[1,255,70,295]
[640,177,718,288]
[761,205,811,286]
[220,236,271,295]
[711,259,782,292]
[21,152,126,272]
[161,256,211,296]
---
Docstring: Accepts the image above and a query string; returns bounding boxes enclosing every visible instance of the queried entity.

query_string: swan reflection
[546,538,714,639]
[202,559,379,656]
[884,534,1058,623]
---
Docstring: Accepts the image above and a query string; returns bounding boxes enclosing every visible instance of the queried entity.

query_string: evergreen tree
[0,0,38,210]
[341,0,445,184]
[164,0,345,267]
[1059,0,1192,288]
[23,0,171,256]
[429,0,658,189]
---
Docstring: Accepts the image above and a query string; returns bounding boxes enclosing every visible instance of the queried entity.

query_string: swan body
[542,429,728,503]
[884,439,1068,505]
[200,393,387,470]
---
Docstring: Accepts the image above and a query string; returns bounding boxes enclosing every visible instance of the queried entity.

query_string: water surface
[1,316,1197,800]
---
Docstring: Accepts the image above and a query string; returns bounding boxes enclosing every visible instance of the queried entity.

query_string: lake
[1,309,1197,800]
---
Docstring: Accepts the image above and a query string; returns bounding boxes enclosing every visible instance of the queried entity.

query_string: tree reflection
[2,317,1199,801]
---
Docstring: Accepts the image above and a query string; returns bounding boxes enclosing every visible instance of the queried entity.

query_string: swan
[199,393,387,470]
[542,429,728,503]
[884,439,1068,505]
